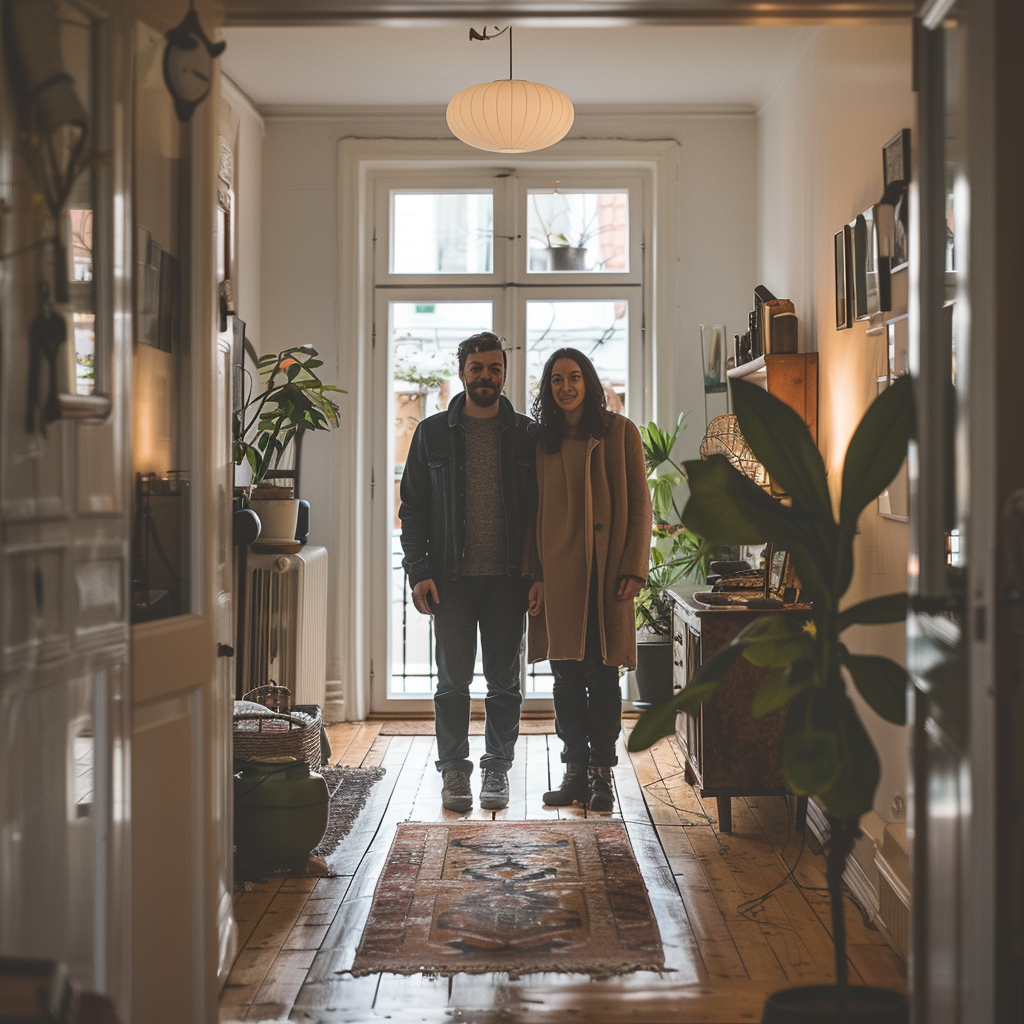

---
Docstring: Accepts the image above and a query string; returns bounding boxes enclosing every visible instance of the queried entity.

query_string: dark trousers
[550,579,621,767]
[431,575,529,774]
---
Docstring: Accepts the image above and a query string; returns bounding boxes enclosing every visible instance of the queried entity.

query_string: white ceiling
[220,24,816,110]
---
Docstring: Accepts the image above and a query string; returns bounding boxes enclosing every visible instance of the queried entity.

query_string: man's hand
[528,580,545,617]
[412,579,439,615]
[616,575,644,601]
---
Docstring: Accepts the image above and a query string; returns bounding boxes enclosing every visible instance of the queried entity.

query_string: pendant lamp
[446,27,574,154]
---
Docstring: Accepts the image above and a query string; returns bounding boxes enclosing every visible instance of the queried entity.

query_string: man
[399,332,536,812]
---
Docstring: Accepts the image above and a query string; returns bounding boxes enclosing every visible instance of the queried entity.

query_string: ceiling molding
[224,0,915,28]
[258,101,757,119]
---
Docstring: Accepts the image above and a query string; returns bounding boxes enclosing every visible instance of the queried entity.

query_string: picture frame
[867,203,893,315]
[849,213,869,321]
[883,128,911,189]
[888,315,909,377]
[834,226,852,329]
[769,548,790,597]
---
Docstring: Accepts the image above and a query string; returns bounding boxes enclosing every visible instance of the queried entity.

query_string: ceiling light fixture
[446,26,574,154]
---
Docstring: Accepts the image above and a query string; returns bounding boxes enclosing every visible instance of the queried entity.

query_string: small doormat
[314,765,387,859]
[350,820,664,979]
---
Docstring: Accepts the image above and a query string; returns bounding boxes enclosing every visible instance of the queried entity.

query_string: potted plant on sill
[629,375,914,1024]
[634,413,712,708]
[233,345,345,545]
[531,194,610,272]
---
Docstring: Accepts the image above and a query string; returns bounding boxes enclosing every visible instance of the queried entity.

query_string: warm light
[446,79,574,154]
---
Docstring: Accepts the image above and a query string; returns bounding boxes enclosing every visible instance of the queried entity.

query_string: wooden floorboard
[220,718,906,1024]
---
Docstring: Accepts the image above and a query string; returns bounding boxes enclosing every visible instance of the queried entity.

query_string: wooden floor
[219,720,905,1024]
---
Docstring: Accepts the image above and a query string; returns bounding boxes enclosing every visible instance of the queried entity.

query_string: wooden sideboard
[670,585,808,833]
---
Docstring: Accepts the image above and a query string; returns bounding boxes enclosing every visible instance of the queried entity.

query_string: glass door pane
[387,300,494,699]
[527,189,628,274]
[391,192,494,274]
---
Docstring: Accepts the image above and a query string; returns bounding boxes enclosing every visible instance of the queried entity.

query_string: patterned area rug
[314,765,387,858]
[351,820,664,978]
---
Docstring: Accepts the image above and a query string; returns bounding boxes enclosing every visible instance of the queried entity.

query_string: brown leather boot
[543,763,589,806]
[588,766,614,812]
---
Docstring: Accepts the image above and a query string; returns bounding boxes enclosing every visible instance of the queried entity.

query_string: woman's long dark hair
[532,347,609,454]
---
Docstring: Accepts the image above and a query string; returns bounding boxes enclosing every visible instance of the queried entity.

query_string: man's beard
[466,381,500,407]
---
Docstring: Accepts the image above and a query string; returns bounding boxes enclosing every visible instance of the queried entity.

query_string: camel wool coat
[528,412,653,671]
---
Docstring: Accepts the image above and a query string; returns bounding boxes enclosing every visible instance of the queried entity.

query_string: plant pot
[233,757,329,868]
[633,638,673,709]
[547,245,587,271]
[761,985,909,1024]
[249,497,300,545]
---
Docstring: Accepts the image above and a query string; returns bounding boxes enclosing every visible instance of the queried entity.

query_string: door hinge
[217,643,234,658]
[371,467,375,500]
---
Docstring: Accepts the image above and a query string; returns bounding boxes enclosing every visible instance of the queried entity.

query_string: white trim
[337,137,679,720]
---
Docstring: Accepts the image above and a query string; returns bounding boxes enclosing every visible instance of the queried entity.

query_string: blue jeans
[431,575,529,774]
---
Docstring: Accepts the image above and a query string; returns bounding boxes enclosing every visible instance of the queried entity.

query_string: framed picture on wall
[883,128,911,189]
[888,315,909,377]
[835,226,852,329]
[849,213,869,321]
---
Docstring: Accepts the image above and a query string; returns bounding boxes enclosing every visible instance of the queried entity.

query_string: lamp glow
[446,79,574,154]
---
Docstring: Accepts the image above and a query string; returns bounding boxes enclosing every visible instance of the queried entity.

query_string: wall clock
[163,4,226,122]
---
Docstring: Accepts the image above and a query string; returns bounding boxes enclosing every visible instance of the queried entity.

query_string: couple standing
[399,332,652,814]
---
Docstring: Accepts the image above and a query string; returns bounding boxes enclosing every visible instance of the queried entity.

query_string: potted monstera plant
[234,345,345,544]
[629,375,914,1023]
[633,414,711,707]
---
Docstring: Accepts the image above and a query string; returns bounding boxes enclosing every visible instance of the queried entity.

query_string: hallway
[219,720,905,1023]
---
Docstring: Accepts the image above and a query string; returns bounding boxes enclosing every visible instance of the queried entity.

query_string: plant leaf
[751,661,815,720]
[627,677,723,752]
[780,690,843,795]
[842,653,909,724]
[837,593,908,632]
[652,477,674,520]
[739,615,814,667]
[816,695,880,820]
[731,378,833,522]
[839,374,914,531]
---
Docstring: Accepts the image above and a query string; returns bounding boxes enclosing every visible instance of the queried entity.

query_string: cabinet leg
[716,796,732,833]
[795,796,808,833]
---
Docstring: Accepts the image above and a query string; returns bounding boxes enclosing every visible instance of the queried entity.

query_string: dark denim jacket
[399,392,536,586]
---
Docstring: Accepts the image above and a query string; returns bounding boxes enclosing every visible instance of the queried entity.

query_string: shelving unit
[727,351,819,443]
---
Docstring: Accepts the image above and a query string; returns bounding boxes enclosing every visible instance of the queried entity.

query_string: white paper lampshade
[446,79,574,154]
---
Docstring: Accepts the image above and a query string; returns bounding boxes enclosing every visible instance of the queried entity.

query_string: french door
[367,170,648,713]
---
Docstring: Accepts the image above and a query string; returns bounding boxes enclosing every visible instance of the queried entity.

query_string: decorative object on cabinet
[835,225,853,329]
[634,414,711,708]
[446,26,573,154]
[630,375,914,1023]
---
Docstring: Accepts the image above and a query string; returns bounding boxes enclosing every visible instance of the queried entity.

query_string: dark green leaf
[751,661,815,720]
[842,653,909,724]
[738,615,814,667]
[731,378,833,522]
[816,695,880,820]
[652,477,674,520]
[839,374,914,531]
[627,678,722,752]
[837,593,908,632]
[779,690,843,795]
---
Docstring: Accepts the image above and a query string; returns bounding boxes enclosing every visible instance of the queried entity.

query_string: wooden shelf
[727,352,818,444]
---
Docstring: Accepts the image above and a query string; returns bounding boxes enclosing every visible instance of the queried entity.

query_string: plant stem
[825,815,858,1012]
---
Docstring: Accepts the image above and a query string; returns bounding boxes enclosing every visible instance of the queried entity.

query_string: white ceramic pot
[249,498,300,544]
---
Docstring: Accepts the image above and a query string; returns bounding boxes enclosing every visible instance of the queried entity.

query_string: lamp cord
[509,25,513,81]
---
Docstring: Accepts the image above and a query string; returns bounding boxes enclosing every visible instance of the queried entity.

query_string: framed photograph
[835,226,852,329]
[849,213,869,321]
[876,377,910,521]
[769,548,790,597]
[883,128,911,188]
[867,203,893,315]
[888,315,909,377]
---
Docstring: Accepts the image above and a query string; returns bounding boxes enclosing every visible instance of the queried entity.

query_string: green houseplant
[633,414,711,706]
[234,346,345,543]
[629,375,914,1022]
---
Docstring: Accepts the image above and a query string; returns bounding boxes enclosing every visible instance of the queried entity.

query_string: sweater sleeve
[617,417,653,582]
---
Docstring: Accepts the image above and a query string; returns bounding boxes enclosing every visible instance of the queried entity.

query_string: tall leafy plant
[234,346,346,493]
[635,414,712,637]
[629,375,914,1012]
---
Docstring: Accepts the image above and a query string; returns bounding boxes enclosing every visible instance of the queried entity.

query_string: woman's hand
[528,580,545,616]
[616,575,644,601]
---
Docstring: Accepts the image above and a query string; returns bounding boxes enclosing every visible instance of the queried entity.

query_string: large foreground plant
[629,375,914,1011]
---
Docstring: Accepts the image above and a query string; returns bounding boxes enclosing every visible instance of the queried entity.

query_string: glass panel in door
[388,301,494,699]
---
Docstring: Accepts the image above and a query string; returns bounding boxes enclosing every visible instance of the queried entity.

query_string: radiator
[243,545,328,708]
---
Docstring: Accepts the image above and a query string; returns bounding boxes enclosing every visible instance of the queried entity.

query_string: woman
[527,348,652,811]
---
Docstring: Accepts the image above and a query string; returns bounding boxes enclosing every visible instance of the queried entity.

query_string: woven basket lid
[699,413,770,489]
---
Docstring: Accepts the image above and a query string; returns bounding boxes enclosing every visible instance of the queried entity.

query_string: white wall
[757,24,914,881]
[259,107,759,695]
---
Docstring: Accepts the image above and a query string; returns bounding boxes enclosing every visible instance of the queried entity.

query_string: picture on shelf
[834,226,852,330]
[888,316,909,378]
[882,128,911,188]
[849,213,869,321]
[868,202,893,315]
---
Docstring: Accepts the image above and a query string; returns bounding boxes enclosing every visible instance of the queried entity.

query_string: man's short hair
[457,332,507,374]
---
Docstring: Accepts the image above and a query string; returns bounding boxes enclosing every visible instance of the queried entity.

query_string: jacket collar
[447,390,519,428]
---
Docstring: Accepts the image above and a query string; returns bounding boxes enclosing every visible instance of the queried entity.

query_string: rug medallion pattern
[351,820,664,978]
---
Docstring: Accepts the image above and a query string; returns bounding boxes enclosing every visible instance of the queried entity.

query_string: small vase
[633,636,674,709]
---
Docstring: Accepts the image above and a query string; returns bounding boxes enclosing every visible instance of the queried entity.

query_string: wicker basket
[233,705,323,769]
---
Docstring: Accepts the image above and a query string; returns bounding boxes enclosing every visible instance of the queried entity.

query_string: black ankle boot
[588,766,614,812]
[543,763,589,806]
